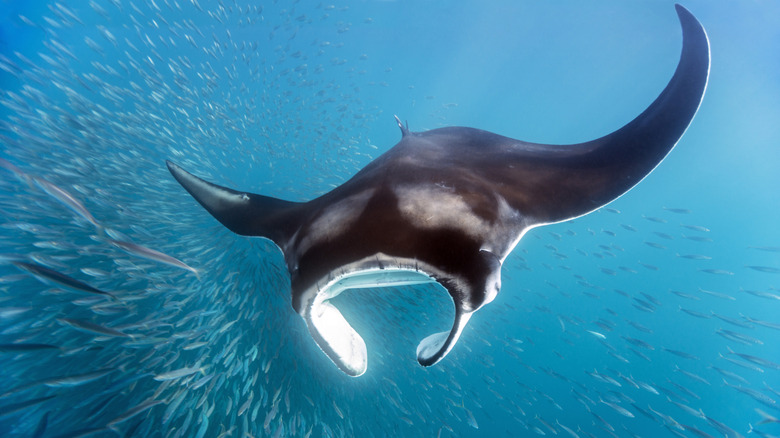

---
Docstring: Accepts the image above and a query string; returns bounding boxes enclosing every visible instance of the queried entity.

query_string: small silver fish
[33,177,101,228]
[108,238,199,277]
[599,398,634,418]
[14,261,116,299]
[153,366,204,381]
[107,398,163,429]
[57,318,131,338]
[42,368,116,387]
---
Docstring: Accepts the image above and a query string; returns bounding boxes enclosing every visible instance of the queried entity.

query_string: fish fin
[166,161,302,247]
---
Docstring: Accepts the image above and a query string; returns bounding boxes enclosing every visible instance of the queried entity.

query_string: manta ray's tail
[166,160,301,249]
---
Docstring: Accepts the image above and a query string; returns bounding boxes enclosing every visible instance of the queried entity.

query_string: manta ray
[167,5,709,376]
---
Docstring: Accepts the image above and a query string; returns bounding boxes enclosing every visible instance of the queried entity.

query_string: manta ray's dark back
[351,4,710,226]
[166,4,710,377]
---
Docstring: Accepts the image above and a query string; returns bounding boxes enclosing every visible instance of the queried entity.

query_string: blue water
[1,1,779,437]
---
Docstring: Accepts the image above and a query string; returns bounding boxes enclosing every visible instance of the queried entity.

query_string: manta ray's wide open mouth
[301,268,467,377]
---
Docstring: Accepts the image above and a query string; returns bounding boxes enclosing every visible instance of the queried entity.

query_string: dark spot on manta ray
[166,4,710,377]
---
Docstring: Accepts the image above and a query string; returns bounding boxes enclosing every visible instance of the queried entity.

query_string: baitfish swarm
[0,1,778,438]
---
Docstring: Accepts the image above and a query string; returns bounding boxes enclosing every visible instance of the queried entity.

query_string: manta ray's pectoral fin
[417,249,502,367]
[166,160,302,248]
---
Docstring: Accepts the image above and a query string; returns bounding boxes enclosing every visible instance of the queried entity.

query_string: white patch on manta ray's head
[395,184,524,258]
[394,184,488,238]
[296,189,375,256]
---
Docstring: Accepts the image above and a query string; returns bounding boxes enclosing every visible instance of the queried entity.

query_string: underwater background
[1,0,778,437]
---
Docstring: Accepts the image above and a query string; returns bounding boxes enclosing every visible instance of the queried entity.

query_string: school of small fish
[1,1,778,437]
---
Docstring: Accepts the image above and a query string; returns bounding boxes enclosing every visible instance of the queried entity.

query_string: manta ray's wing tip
[674,4,705,35]
[674,3,693,16]
[166,160,191,183]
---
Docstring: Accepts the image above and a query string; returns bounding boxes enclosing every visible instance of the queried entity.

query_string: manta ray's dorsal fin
[393,115,410,137]
[166,160,302,248]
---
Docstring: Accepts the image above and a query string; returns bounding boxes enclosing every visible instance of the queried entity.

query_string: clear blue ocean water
[0,1,778,437]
